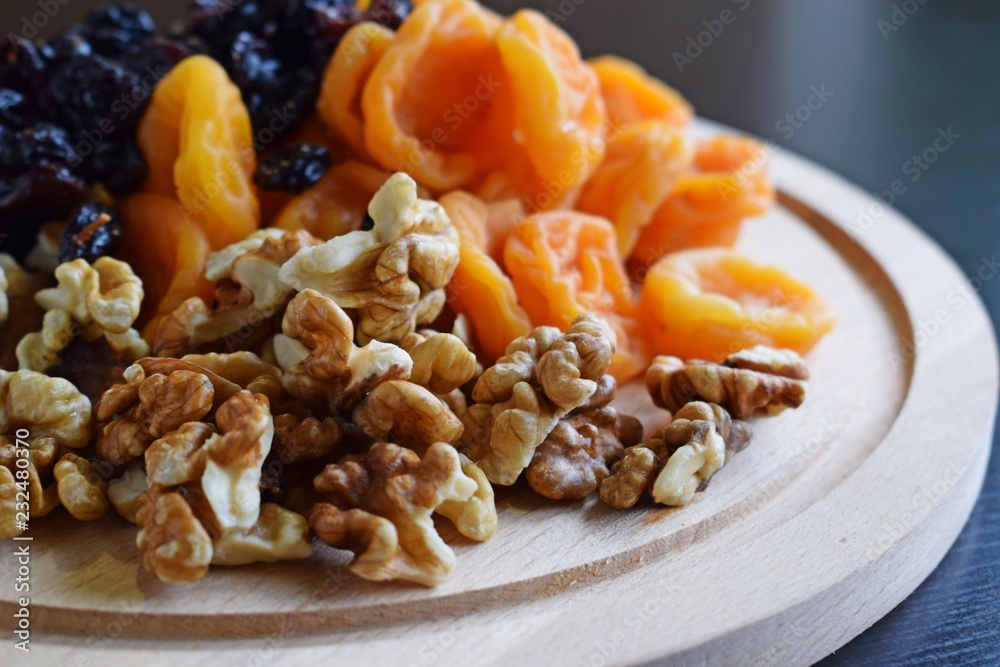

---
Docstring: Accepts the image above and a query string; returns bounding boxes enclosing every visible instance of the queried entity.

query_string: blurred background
[3,0,998,664]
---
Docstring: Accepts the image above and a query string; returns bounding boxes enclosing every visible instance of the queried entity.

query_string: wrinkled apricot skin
[361,0,516,191]
[441,191,533,362]
[631,135,775,267]
[359,0,604,212]
[482,197,525,262]
[272,160,391,239]
[118,193,214,338]
[576,120,693,256]
[138,55,259,249]
[590,55,693,131]
[495,10,607,189]
[504,211,648,381]
[638,249,836,361]
[319,22,395,161]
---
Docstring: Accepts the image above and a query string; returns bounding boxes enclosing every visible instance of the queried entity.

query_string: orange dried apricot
[482,197,525,262]
[576,120,693,256]
[503,211,648,381]
[118,193,214,337]
[495,9,607,190]
[631,135,775,267]
[137,55,259,249]
[272,160,390,239]
[638,249,836,361]
[362,0,517,191]
[440,190,533,363]
[318,21,395,160]
[589,55,693,131]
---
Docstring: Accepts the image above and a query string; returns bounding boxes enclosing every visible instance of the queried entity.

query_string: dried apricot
[495,9,607,190]
[318,21,395,161]
[590,55,693,131]
[483,197,525,262]
[503,211,648,381]
[118,193,214,337]
[576,121,693,256]
[137,55,259,249]
[362,0,518,191]
[631,135,775,267]
[441,190,533,362]
[638,249,836,361]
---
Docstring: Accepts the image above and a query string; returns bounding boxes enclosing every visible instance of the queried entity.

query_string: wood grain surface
[0,122,995,665]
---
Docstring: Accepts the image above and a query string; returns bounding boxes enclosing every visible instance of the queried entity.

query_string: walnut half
[278,172,460,344]
[312,442,477,586]
[600,402,751,508]
[646,346,808,420]
[526,405,643,500]
[461,314,617,486]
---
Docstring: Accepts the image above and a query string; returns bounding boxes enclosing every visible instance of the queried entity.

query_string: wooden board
[2,121,996,666]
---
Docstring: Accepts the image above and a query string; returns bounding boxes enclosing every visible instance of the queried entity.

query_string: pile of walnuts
[0,173,811,587]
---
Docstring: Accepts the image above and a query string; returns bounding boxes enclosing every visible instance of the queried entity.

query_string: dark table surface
[4,0,999,664]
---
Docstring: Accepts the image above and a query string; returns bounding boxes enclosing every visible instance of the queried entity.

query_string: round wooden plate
[2,121,996,666]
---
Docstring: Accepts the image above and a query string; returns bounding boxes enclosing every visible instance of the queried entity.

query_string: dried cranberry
[57,201,124,264]
[254,142,331,193]
[86,139,147,194]
[50,55,143,138]
[83,4,157,59]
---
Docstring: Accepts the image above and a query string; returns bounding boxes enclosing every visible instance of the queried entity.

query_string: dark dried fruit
[3,124,78,173]
[84,4,156,59]
[0,89,28,127]
[124,37,192,78]
[86,139,148,194]
[184,0,413,141]
[0,5,186,260]
[367,0,413,29]
[48,335,134,402]
[57,201,124,264]
[360,212,375,231]
[254,142,331,193]
[0,165,87,221]
[230,31,282,90]
[50,55,143,138]
[41,28,94,64]
[0,37,52,125]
